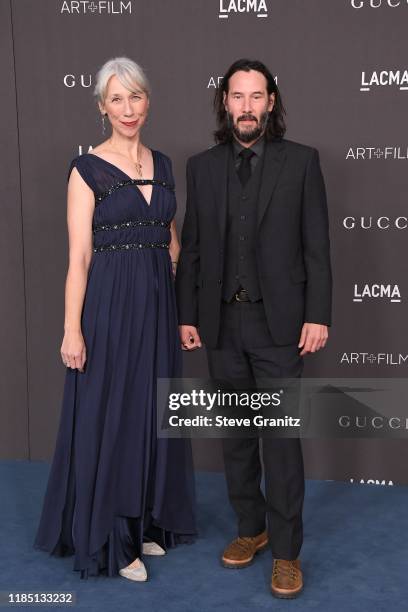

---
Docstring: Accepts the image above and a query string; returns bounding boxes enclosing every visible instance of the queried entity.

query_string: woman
[34,57,196,581]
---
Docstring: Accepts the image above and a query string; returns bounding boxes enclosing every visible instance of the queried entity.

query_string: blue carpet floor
[0,461,407,611]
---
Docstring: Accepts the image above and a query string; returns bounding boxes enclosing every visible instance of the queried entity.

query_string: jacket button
[218,279,222,285]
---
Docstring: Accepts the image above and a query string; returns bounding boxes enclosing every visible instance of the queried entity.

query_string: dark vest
[222,148,264,302]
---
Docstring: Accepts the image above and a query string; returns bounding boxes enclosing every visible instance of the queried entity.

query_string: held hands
[61,330,87,371]
[298,323,328,356]
[179,325,202,351]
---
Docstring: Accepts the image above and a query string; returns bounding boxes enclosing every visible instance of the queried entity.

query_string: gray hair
[94,57,150,104]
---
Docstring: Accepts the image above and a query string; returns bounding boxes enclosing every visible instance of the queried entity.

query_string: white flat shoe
[119,558,148,582]
[142,541,166,556]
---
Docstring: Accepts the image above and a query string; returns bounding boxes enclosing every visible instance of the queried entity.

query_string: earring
[101,114,106,134]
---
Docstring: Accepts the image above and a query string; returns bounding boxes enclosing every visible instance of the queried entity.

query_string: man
[175,58,332,599]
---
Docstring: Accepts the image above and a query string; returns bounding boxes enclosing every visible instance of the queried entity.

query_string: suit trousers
[206,299,305,560]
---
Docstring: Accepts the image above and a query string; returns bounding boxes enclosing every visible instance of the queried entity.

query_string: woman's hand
[61,330,87,372]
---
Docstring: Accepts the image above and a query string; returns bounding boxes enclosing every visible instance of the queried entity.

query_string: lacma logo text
[219,0,268,18]
[353,284,402,303]
[360,70,408,91]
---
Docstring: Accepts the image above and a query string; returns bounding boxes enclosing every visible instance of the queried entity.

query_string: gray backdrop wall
[1,0,407,484]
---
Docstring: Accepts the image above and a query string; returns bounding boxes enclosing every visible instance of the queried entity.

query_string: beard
[229,111,269,143]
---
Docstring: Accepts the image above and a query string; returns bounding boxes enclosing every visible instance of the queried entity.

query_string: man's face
[223,69,275,145]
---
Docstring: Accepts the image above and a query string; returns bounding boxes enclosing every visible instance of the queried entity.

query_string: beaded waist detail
[93,241,170,253]
[93,219,170,233]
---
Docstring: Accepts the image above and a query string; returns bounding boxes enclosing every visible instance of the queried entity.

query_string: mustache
[237,114,258,123]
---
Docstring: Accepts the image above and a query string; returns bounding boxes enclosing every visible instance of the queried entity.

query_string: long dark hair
[213,58,286,144]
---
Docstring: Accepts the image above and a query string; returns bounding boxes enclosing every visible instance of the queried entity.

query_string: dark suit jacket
[175,137,332,349]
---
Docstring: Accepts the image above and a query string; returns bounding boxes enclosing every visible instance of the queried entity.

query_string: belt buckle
[235,289,247,302]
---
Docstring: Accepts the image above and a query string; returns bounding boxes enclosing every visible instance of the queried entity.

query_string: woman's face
[99,74,149,138]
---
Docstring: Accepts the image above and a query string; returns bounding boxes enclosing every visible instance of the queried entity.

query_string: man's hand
[179,325,202,351]
[298,323,328,356]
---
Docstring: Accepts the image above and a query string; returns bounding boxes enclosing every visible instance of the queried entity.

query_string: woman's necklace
[108,138,143,178]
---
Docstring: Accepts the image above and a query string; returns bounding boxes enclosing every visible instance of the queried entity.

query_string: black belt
[233,288,263,302]
[234,288,250,302]
[222,288,263,303]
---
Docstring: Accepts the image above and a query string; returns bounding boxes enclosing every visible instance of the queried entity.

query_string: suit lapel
[256,138,287,229]
[208,144,229,241]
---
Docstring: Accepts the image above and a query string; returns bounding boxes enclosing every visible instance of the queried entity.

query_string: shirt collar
[232,134,265,160]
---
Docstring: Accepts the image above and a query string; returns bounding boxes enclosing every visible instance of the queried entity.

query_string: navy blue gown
[34,150,196,578]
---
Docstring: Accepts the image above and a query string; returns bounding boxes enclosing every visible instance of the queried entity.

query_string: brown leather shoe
[271,558,303,598]
[221,530,268,569]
